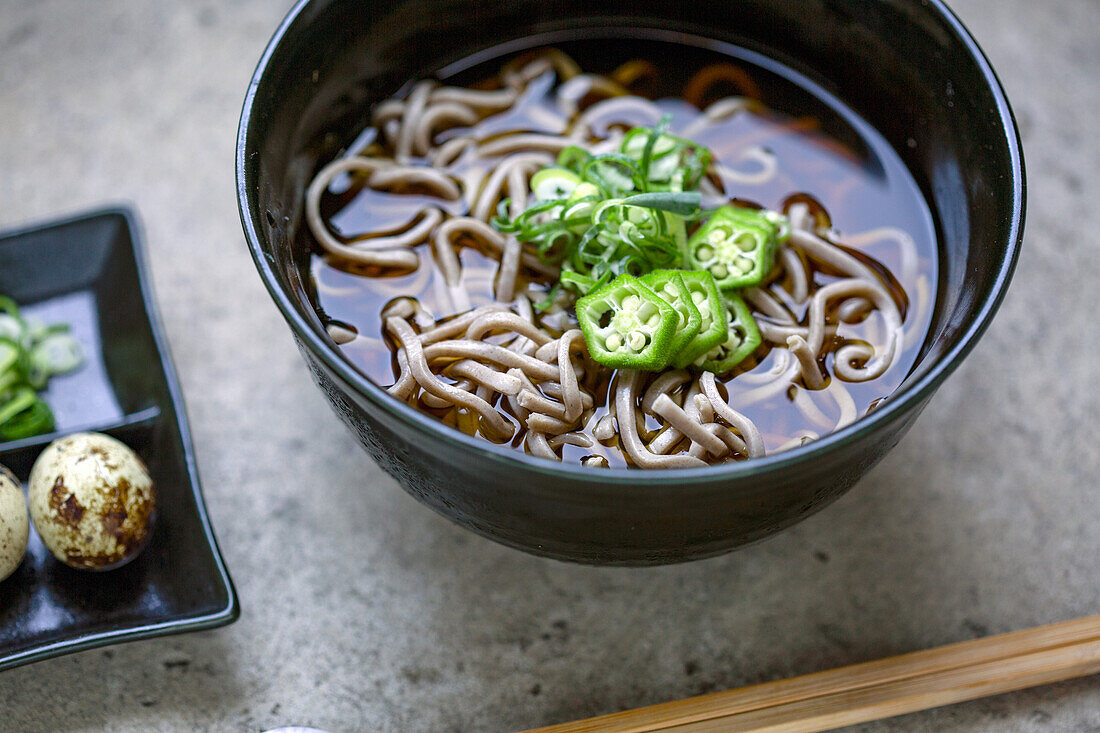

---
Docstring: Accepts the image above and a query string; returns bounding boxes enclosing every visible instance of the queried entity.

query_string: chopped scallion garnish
[492,116,708,306]
[492,119,778,373]
[0,294,84,441]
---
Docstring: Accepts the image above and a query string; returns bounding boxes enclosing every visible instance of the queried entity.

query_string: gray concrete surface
[1,1,1098,731]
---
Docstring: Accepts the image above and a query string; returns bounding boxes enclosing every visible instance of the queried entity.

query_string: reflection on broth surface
[304,37,938,468]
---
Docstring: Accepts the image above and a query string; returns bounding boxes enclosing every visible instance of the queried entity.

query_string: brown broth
[305,37,939,466]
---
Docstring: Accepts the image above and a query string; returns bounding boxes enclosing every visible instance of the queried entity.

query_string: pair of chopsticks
[524,614,1100,732]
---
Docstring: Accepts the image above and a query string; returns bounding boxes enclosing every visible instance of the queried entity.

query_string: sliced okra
[697,294,763,374]
[671,270,728,369]
[575,274,678,371]
[639,270,702,360]
[686,205,787,290]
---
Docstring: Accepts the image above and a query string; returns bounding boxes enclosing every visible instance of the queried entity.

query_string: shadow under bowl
[236,0,1024,565]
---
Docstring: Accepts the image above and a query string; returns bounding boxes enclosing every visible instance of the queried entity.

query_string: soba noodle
[304,49,930,468]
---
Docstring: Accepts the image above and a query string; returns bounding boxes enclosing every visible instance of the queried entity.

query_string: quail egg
[29,432,155,570]
[0,464,29,581]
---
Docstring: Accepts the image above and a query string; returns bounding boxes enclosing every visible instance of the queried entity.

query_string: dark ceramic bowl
[237,0,1024,565]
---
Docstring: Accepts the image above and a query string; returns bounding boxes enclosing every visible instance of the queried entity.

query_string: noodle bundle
[304,49,933,468]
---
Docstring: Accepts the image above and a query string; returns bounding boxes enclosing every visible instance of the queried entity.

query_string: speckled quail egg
[0,464,29,582]
[29,432,155,571]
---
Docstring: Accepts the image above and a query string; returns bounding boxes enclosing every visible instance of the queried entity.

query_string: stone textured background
[1,1,1097,730]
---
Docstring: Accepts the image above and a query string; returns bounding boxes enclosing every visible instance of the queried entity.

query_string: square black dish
[0,206,238,671]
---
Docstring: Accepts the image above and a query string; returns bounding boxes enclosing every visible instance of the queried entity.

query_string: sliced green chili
[575,274,678,371]
[639,270,701,360]
[671,270,728,369]
[697,294,763,374]
[685,205,787,290]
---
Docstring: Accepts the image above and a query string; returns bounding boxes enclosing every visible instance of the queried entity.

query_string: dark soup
[303,35,938,469]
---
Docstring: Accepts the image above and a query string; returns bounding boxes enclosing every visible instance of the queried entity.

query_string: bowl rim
[236,0,1025,486]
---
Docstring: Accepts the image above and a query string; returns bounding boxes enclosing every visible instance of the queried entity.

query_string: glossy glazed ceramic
[0,207,238,670]
[237,0,1024,564]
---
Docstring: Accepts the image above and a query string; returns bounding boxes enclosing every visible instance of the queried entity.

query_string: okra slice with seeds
[697,294,763,374]
[671,270,728,369]
[639,270,702,360]
[686,205,787,290]
[575,274,678,371]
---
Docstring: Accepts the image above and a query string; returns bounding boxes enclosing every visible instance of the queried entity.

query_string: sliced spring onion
[620,126,712,192]
[30,333,84,383]
[491,117,711,306]
[530,167,581,201]
[0,294,84,442]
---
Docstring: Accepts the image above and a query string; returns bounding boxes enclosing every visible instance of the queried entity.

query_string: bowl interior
[238,0,1023,478]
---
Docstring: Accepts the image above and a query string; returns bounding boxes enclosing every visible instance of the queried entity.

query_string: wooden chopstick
[523,615,1100,732]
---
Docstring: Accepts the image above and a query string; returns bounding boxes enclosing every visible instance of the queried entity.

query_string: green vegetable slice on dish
[0,295,84,441]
